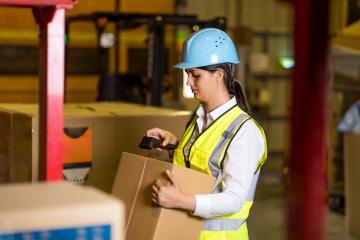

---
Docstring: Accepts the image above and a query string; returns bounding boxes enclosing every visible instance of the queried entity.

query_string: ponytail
[231,79,250,114]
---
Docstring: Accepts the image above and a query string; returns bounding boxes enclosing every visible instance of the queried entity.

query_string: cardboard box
[112,152,215,240]
[0,182,124,240]
[0,103,188,192]
[344,133,360,238]
[0,109,12,182]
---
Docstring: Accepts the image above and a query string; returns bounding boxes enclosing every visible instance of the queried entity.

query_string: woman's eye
[193,75,200,78]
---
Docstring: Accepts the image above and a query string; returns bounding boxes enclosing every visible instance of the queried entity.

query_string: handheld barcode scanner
[138,136,177,150]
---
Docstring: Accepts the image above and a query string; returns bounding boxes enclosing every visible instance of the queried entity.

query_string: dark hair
[198,63,250,113]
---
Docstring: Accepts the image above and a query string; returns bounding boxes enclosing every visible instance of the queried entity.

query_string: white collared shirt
[193,97,265,218]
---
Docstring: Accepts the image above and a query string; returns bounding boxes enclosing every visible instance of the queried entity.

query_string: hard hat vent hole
[216,45,218,47]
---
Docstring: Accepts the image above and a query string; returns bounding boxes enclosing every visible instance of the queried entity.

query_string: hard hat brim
[173,62,200,69]
[174,60,240,70]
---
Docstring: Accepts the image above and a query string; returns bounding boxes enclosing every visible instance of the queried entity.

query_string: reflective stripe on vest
[173,105,267,239]
[203,172,260,231]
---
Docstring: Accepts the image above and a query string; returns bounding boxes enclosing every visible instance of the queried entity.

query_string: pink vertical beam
[286,0,330,239]
[0,0,75,8]
[33,7,65,181]
[0,1,75,181]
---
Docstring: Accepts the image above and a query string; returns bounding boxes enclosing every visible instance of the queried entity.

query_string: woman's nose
[186,76,193,86]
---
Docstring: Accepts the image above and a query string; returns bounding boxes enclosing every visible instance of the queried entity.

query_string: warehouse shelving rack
[65,12,226,107]
[248,30,292,159]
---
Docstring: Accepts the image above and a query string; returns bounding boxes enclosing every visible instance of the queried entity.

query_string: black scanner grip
[139,136,177,150]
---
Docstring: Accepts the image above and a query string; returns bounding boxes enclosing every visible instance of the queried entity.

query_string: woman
[147,28,267,240]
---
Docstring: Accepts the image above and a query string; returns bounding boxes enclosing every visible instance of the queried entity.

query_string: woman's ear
[216,69,225,85]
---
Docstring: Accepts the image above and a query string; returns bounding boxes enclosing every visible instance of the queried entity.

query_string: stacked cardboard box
[0,182,124,240]
[0,103,188,192]
[112,152,215,240]
[344,133,360,239]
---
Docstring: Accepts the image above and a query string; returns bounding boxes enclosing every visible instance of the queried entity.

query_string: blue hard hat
[174,28,240,69]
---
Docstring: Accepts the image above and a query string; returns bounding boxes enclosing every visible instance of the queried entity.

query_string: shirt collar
[196,97,237,121]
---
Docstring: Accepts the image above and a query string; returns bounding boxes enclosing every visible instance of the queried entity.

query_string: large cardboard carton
[344,133,360,238]
[112,152,215,240]
[0,109,12,182]
[0,182,124,240]
[0,103,188,192]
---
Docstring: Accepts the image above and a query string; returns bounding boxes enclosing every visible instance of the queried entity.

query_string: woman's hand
[152,170,195,212]
[146,128,178,149]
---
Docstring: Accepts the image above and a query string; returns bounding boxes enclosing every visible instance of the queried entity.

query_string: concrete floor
[247,162,358,240]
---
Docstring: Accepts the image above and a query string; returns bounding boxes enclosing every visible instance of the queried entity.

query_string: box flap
[112,152,148,235]
[115,153,215,240]
[125,154,174,240]
[153,164,215,240]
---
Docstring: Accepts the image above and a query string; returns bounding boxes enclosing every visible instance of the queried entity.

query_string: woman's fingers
[152,182,159,205]
[146,128,164,139]
[152,192,158,202]
[146,128,177,148]
[152,174,182,208]
[152,182,160,194]
[162,139,169,147]
[152,185,158,194]
[166,170,180,189]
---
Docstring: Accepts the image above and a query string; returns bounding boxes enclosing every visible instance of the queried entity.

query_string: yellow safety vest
[173,104,267,240]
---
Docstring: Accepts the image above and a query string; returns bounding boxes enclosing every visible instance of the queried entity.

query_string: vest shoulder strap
[219,115,251,170]
[185,104,200,129]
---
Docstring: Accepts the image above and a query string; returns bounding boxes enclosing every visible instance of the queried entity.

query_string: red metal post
[0,0,75,8]
[287,0,330,239]
[33,7,65,181]
[0,1,75,181]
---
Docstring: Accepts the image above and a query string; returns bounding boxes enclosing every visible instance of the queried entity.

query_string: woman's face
[185,68,221,102]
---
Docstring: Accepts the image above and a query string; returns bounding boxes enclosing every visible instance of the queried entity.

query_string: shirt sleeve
[193,120,265,218]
